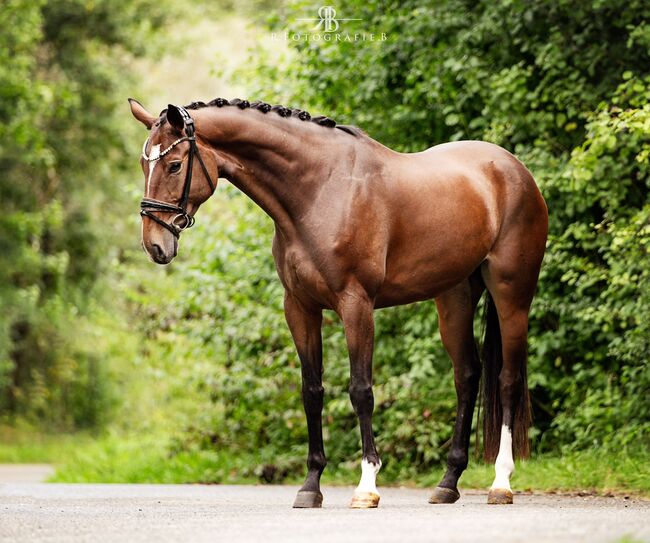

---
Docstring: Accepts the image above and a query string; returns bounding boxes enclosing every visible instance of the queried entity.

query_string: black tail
[481,293,531,462]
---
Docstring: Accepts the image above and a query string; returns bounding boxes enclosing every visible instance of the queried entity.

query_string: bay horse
[129,97,548,508]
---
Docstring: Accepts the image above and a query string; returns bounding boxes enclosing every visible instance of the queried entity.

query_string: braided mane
[179,98,364,137]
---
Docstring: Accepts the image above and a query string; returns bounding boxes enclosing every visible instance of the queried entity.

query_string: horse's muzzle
[142,238,177,265]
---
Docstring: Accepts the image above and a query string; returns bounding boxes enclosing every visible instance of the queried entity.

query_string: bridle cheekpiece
[139,106,215,238]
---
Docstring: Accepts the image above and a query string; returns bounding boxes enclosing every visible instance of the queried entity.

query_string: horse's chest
[274,243,332,306]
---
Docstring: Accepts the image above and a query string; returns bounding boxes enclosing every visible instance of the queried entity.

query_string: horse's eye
[169,162,182,174]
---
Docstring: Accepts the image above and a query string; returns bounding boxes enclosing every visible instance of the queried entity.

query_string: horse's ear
[166,104,185,132]
[128,98,155,129]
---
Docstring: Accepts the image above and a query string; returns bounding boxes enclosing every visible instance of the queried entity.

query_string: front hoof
[428,486,460,504]
[350,492,380,509]
[293,490,323,508]
[487,488,513,504]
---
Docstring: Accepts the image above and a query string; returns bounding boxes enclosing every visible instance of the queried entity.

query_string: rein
[140,106,215,238]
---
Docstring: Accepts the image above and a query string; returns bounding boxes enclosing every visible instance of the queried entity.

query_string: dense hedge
[137,0,650,477]
[1,0,648,481]
[131,87,650,480]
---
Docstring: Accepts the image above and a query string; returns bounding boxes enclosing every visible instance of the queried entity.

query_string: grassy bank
[0,427,97,464]
[31,433,646,497]
[3,427,646,496]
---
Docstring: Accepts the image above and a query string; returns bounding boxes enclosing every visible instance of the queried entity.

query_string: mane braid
[182,97,363,138]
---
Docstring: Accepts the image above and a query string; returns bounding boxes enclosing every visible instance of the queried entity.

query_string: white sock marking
[145,143,161,197]
[355,458,381,495]
[491,424,515,490]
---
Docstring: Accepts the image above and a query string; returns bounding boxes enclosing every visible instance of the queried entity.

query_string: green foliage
[0,0,172,428]
[532,76,650,451]
[139,0,649,476]
[2,0,648,490]
[258,0,649,152]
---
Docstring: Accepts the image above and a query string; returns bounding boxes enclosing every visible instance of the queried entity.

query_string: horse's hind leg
[429,272,484,504]
[481,227,545,504]
[284,293,327,508]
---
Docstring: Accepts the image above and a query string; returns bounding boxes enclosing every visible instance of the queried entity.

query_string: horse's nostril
[151,243,164,261]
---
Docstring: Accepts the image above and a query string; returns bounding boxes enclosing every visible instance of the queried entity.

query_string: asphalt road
[1,483,648,543]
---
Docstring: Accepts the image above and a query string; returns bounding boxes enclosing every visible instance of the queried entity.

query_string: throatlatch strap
[195,150,215,193]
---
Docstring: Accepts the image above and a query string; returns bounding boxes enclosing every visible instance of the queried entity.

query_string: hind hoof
[350,492,380,508]
[293,490,323,508]
[429,486,460,504]
[487,488,513,504]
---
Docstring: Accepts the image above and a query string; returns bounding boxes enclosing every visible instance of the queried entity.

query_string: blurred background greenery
[0,0,648,493]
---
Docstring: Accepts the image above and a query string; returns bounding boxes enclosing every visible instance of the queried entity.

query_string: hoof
[428,486,460,504]
[350,491,380,509]
[487,488,513,505]
[293,490,323,508]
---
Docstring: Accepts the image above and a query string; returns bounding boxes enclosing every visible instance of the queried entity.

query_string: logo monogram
[273,5,387,43]
[298,5,361,33]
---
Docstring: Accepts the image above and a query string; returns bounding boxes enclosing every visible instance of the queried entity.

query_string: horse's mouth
[142,239,177,265]
[151,252,175,265]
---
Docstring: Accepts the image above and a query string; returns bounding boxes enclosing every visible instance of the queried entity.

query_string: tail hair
[481,293,531,461]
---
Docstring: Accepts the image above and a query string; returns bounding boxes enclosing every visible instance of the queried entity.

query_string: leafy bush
[2,0,648,485]
[135,0,650,478]
[0,0,172,428]
[532,76,650,451]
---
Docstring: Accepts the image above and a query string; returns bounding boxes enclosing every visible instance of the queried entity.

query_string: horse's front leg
[284,293,326,508]
[339,293,381,509]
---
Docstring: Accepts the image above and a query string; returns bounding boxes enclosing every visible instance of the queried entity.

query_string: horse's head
[129,99,217,264]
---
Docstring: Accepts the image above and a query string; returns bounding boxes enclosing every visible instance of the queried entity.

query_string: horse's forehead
[142,123,170,158]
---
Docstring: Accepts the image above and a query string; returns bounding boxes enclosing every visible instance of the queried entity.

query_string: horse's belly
[375,250,485,308]
[375,205,495,307]
[373,158,500,307]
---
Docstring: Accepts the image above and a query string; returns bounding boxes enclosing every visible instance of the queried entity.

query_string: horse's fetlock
[307,452,327,472]
[364,452,381,467]
[448,448,469,470]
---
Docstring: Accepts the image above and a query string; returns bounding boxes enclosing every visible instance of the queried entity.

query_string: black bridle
[140,106,215,238]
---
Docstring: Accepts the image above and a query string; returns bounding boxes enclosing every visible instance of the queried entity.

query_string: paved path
[0,465,54,484]
[0,484,647,543]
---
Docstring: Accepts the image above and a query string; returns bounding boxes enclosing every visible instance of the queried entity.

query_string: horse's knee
[302,383,324,415]
[455,366,480,392]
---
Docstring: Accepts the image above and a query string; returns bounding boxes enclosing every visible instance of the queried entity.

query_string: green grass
[45,433,649,497]
[322,451,650,497]
[458,452,650,496]
[51,435,261,484]
[2,426,647,496]
[0,426,95,464]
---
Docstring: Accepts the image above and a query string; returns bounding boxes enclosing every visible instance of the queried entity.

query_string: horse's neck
[196,108,335,232]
